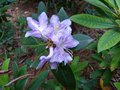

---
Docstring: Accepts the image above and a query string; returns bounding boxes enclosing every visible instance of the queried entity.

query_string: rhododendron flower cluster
[25,12,79,69]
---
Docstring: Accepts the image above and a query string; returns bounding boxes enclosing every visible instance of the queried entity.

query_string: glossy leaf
[28,70,49,90]
[105,0,116,9]
[84,0,115,15]
[38,1,46,14]
[52,64,76,90]
[32,13,39,20]
[98,30,120,52]
[57,7,69,21]
[73,34,93,51]
[70,14,115,29]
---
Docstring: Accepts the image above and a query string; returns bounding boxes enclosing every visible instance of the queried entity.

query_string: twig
[0,70,9,74]
[4,74,33,87]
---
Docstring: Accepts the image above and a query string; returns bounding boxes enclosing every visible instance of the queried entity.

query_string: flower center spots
[47,39,56,48]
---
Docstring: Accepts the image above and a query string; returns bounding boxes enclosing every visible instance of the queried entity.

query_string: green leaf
[104,0,116,9]
[17,16,26,30]
[90,69,105,78]
[0,0,6,5]
[71,57,88,80]
[91,54,103,63]
[22,37,45,48]
[0,22,14,45]
[73,34,93,51]
[13,65,28,90]
[32,13,39,20]
[52,64,76,90]
[115,20,120,27]
[0,5,10,14]
[85,0,109,10]
[86,41,97,50]
[2,58,10,70]
[74,61,88,80]
[15,47,26,57]
[28,70,49,90]
[70,14,115,29]
[57,7,69,21]
[100,61,109,67]
[35,46,45,56]
[14,78,28,90]
[30,59,39,68]
[116,0,120,9]
[102,69,112,85]
[111,56,120,71]
[38,1,46,14]
[110,46,120,71]
[18,65,27,76]
[114,82,120,90]
[85,78,98,90]
[0,58,10,89]
[74,61,88,73]
[98,30,120,52]
[78,77,98,90]
[84,0,115,16]
[71,56,80,70]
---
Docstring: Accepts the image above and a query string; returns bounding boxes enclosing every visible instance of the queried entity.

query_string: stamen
[65,48,73,57]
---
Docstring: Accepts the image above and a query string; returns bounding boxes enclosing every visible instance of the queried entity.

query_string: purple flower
[37,15,79,69]
[25,12,48,40]
[25,12,79,69]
